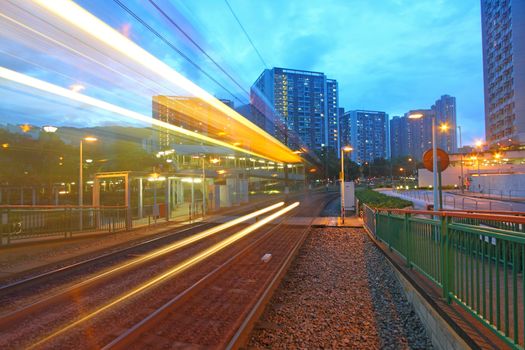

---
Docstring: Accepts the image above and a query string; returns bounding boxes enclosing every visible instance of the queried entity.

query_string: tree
[344,160,361,181]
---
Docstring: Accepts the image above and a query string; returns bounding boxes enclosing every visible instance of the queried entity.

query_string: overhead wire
[112,0,248,105]
[144,0,252,99]
[223,0,268,69]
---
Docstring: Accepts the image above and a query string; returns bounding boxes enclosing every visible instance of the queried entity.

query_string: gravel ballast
[248,227,433,349]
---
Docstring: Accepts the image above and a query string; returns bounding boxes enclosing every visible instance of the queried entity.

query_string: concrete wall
[392,266,470,350]
[418,166,462,187]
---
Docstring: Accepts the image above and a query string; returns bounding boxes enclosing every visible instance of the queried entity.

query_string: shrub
[356,189,412,209]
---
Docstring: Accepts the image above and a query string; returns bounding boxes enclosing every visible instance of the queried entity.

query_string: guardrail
[397,189,516,211]
[362,204,525,349]
[0,206,129,245]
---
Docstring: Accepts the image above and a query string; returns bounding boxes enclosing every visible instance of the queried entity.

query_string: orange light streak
[31,0,301,163]
[29,201,299,348]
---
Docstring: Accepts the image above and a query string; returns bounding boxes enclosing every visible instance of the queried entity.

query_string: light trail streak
[26,201,285,303]
[0,11,159,95]
[31,0,300,163]
[29,201,300,348]
[0,66,278,162]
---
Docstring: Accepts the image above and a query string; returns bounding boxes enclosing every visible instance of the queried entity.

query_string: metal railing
[0,206,129,245]
[363,204,525,349]
[397,189,516,211]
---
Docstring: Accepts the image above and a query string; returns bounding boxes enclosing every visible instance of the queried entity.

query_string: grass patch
[356,189,412,209]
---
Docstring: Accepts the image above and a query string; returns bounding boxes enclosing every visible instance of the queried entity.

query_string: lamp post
[408,113,439,212]
[340,146,353,223]
[458,126,464,193]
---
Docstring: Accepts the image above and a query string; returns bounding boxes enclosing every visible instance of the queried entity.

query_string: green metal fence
[363,204,525,349]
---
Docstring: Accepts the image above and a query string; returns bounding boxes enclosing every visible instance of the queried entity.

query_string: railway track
[0,193,335,349]
[0,194,296,290]
[104,193,335,349]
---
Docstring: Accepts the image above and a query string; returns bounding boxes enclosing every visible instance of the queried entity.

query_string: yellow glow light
[475,140,483,148]
[19,124,32,133]
[29,201,295,348]
[342,146,353,152]
[1,143,8,149]
[32,0,301,163]
[439,123,449,132]
[84,136,97,142]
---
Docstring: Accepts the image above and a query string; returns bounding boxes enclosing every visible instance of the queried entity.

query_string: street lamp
[340,146,353,223]
[408,113,439,212]
[408,157,414,179]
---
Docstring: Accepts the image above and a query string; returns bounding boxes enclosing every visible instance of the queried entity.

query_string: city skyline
[137,0,484,144]
[0,0,485,147]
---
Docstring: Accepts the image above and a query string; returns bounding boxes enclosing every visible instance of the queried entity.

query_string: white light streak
[29,201,296,348]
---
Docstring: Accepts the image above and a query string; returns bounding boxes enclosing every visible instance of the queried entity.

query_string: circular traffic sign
[422,148,450,172]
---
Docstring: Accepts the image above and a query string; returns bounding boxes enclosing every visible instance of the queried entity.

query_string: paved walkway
[377,189,525,212]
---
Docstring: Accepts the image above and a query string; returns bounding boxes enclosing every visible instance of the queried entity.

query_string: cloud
[0,0,486,143]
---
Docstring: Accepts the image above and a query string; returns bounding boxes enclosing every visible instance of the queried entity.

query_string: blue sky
[108,0,485,144]
[1,0,485,145]
[194,0,485,145]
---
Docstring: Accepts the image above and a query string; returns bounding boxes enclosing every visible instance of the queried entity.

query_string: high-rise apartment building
[390,95,457,161]
[344,110,389,164]
[390,116,408,160]
[405,109,433,161]
[481,0,525,146]
[252,67,339,153]
[432,95,457,153]
[326,79,340,153]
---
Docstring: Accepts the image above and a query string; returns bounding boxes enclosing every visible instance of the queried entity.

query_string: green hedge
[356,189,412,209]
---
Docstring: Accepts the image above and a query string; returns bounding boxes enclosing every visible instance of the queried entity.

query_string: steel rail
[226,196,333,349]
[104,194,335,349]
[0,202,286,332]
[0,198,290,295]
[102,204,300,349]
[0,222,211,296]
